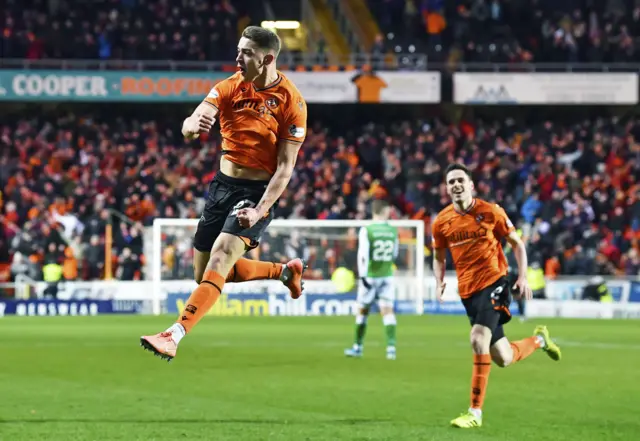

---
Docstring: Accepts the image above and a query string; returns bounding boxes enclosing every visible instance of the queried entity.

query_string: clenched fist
[182,113,214,140]
[237,207,261,229]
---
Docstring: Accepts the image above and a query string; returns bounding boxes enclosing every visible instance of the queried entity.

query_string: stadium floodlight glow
[261,21,301,30]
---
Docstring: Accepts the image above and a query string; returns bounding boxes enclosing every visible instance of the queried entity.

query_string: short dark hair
[242,26,281,57]
[372,199,390,215]
[444,163,472,181]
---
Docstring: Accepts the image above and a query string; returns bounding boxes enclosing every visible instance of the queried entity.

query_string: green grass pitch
[1,315,639,440]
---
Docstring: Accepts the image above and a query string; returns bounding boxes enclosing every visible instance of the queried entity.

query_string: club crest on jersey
[265,98,278,108]
[289,124,305,138]
[476,214,484,223]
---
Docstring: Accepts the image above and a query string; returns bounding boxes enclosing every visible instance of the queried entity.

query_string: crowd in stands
[2,0,254,62]
[1,111,639,284]
[370,0,640,65]
[2,1,639,285]
[6,0,640,68]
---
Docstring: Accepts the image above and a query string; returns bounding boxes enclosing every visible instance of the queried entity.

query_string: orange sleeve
[493,204,516,240]
[203,78,234,111]
[279,92,307,144]
[431,216,447,249]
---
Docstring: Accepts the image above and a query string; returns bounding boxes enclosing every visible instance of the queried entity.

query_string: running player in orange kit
[432,164,561,428]
[140,26,308,361]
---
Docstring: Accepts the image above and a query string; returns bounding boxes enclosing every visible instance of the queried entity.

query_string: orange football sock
[177,270,225,333]
[470,354,492,410]
[226,258,283,283]
[510,336,541,363]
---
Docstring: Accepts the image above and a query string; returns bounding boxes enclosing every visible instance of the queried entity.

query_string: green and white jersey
[358,223,399,278]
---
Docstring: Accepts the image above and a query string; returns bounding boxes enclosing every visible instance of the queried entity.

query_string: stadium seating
[367,0,640,64]
[3,0,255,61]
[1,113,639,281]
[6,0,639,68]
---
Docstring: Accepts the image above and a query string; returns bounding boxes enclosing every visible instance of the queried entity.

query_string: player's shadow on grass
[0,418,389,425]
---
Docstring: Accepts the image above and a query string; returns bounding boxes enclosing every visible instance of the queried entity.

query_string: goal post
[151,218,425,316]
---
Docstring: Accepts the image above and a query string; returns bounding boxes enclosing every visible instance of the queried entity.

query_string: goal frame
[152,218,425,316]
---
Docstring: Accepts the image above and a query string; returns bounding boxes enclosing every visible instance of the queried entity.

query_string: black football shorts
[461,276,512,346]
[193,172,273,252]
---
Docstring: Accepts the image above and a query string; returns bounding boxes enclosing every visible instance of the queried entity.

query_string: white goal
[151,219,425,316]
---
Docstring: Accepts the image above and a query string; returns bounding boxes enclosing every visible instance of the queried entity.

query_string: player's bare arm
[237,139,301,228]
[505,231,533,300]
[182,102,218,140]
[433,247,447,302]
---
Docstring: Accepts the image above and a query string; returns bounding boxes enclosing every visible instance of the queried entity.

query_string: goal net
[151,219,425,316]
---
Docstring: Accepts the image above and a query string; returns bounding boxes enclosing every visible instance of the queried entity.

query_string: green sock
[383,314,397,347]
[385,324,396,347]
[354,316,367,346]
[355,323,367,346]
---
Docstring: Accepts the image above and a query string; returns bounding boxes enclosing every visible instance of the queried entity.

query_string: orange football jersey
[432,199,515,298]
[204,71,307,174]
